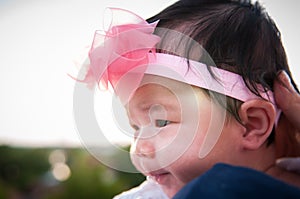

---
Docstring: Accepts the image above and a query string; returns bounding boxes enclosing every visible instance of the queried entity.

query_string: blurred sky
[0,0,299,147]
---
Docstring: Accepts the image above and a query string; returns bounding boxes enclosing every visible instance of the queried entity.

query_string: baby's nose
[133,138,155,159]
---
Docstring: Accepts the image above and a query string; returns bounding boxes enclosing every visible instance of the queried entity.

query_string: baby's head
[125,0,299,197]
[127,74,246,197]
[146,0,298,138]
[81,0,299,197]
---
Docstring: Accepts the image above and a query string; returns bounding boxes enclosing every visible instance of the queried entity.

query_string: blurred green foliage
[0,146,145,199]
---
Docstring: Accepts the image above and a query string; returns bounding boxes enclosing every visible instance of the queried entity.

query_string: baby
[78,0,300,198]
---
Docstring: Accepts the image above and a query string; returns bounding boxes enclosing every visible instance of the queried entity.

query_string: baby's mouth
[148,170,171,184]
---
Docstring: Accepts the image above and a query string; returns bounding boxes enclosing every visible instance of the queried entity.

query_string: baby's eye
[130,124,140,139]
[131,124,139,131]
[155,120,171,127]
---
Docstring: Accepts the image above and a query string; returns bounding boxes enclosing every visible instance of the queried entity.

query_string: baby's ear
[238,99,276,150]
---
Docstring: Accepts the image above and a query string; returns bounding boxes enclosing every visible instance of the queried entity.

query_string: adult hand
[274,71,300,173]
[276,157,300,174]
[274,71,300,130]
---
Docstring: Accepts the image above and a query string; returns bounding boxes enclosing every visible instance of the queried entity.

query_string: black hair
[147,0,299,145]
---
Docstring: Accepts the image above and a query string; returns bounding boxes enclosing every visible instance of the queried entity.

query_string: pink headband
[77,8,280,124]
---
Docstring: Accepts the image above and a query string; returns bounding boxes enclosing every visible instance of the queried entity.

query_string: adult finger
[274,71,300,131]
[276,157,300,174]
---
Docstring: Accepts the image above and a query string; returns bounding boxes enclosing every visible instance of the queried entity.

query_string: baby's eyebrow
[138,102,177,113]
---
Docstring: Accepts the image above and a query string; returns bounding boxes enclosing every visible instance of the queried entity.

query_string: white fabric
[113,178,169,199]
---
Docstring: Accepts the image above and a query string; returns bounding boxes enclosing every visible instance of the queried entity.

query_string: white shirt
[113,178,169,199]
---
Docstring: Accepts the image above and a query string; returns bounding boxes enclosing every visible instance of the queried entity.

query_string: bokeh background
[0,0,299,198]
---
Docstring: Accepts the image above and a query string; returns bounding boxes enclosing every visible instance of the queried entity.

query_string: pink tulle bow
[80,8,160,90]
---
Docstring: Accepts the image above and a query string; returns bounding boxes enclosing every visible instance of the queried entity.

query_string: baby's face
[126,76,236,197]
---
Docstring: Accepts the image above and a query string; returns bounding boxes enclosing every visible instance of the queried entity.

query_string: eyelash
[155,119,171,127]
[131,124,139,131]
[131,120,171,131]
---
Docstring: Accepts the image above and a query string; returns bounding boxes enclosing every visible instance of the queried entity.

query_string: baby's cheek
[178,161,204,183]
[129,142,144,173]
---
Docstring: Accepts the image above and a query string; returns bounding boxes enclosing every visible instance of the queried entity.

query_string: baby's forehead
[127,77,181,107]
[126,75,205,110]
[138,74,195,94]
[130,75,194,98]
[140,74,186,86]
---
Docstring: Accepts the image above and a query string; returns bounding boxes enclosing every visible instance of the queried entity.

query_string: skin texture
[125,75,299,198]
[274,71,300,131]
[127,81,234,197]
[274,71,300,172]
